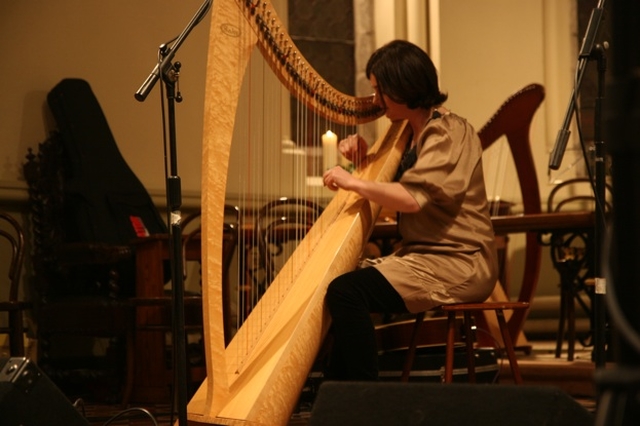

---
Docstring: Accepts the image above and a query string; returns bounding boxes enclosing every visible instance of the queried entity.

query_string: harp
[188,1,410,424]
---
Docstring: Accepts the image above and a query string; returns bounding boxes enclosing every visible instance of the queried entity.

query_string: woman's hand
[338,134,368,165]
[322,166,354,192]
[323,165,420,213]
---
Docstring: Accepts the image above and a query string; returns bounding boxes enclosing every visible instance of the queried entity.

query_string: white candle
[322,130,338,172]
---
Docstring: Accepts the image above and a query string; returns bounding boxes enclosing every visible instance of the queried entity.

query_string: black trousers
[325,266,408,380]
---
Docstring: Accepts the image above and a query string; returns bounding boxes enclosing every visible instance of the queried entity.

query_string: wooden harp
[188,1,410,424]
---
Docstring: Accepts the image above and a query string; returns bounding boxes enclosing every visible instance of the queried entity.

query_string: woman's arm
[322,166,420,213]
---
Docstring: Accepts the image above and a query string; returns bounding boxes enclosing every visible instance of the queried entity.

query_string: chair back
[181,205,240,343]
[254,198,324,295]
[546,177,612,297]
[547,177,612,214]
[1,211,30,356]
[0,212,25,303]
[24,133,133,298]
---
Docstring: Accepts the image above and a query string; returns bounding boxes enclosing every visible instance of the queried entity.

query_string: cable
[102,407,159,426]
[473,325,505,384]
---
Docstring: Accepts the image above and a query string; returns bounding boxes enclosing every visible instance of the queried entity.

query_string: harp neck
[236,0,383,125]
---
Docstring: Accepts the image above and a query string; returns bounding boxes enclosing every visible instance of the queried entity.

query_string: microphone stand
[592,43,608,369]
[547,0,609,368]
[134,1,211,424]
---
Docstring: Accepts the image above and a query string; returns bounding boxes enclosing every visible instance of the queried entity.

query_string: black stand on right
[595,0,640,424]
[548,0,609,368]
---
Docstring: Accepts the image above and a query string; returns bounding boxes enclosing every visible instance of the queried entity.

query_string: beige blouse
[360,112,498,313]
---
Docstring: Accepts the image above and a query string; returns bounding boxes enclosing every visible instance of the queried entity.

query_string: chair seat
[0,300,33,311]
[441,301,530,311]
[38,297,134,333]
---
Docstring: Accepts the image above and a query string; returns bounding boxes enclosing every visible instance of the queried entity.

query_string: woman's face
[370,75,410,122]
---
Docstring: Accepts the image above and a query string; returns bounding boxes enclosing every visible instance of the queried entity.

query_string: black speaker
[0,357,90,426]
[309,381,593,426]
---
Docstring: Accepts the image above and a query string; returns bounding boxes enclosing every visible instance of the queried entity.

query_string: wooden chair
[253,197,324,295]
[181,205,239,343]
[183,205,240,334]
[401,84,546,384]
[0,211,32,356]
[546,177,611,360]
[23,133,138,404]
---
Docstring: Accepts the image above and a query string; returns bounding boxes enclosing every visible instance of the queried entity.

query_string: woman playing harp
[322,40,498,381]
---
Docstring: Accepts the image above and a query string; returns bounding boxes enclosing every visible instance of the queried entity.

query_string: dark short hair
[366,40,448,109]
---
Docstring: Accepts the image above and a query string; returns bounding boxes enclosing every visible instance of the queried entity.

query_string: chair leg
[463,311,476,383]
[444,311,456,383]
[567,289,576,361]
[9,311,26,357]
[495,309,523,384]
[555,287,566,358]
[401,312,425,382]
[121,313,136,407]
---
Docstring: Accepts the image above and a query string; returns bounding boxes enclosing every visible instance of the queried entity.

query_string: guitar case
[47,78,168,294]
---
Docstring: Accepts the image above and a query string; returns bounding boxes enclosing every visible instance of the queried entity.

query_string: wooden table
[370,211,595,237]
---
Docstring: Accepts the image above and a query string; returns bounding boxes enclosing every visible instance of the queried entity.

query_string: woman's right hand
[338,134,368,165]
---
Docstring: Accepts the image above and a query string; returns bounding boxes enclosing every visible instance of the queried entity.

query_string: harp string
[484,138,509,215]
[228,40,351,367]
[483,133,525,217]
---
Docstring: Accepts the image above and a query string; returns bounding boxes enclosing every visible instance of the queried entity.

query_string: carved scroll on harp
[188,1,410,425]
